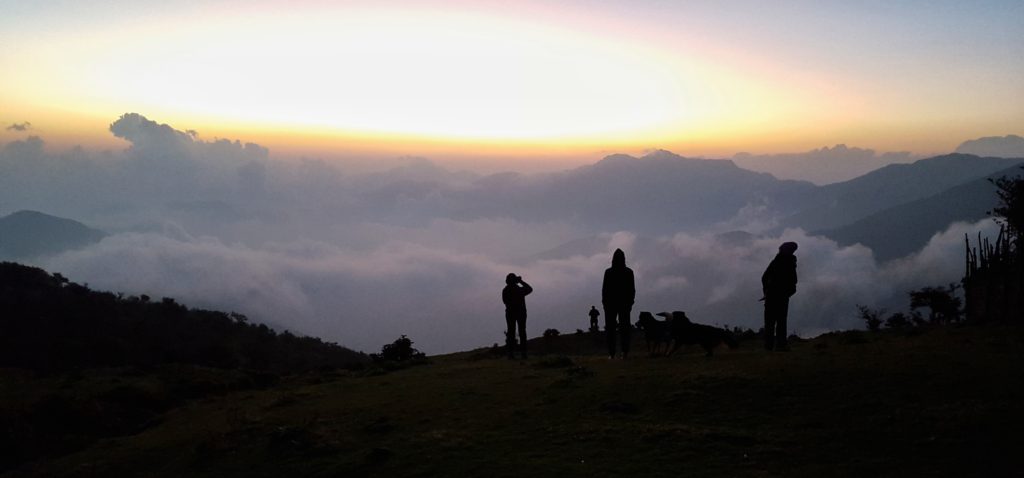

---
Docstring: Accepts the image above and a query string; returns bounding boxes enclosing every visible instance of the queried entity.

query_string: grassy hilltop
[4,324,1023,477]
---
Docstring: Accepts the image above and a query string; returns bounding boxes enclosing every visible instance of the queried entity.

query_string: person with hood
[602,248,635,359]
[761,241,798,351]
[502,273,533,360]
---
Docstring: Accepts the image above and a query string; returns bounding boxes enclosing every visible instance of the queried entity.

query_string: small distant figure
[502,273,533,360]
[602,248,635,359]
[588,306,600,332]
[761,242,798,351]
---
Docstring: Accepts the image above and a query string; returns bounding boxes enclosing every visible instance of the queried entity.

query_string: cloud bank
[1,113,997,354]
[40,219,995,354]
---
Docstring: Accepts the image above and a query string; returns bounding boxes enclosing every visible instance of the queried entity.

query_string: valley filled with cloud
[0,114,1015,353]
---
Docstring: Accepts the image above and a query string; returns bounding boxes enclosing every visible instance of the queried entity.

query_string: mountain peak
[0,210,106,259]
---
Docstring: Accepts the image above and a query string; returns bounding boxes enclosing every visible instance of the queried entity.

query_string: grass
[3,324,1024,477]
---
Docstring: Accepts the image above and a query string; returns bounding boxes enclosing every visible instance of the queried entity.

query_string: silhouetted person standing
[502,273,533,360]
[602,249,635,359]
[588,306,600,331]
[761,242,798,351]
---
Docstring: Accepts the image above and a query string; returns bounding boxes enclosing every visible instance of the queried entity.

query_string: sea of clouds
[1,114,999,353]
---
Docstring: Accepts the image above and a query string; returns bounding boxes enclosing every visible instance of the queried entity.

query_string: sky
[2,0,1022,171]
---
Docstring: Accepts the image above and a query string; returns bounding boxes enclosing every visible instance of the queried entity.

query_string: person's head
[779,242,798,255]
[612,248,626,268]
[505,273,520,285]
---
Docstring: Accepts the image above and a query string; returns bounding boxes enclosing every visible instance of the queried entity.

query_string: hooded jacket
[602,249,636,309]
[762,252,797,298]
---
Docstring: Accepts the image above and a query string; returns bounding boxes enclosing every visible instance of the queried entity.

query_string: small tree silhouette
[988,169,1024,246]
[372,335,425,362]
[856,305,884,331]
[909,284,963,324]
[884,312,911,329]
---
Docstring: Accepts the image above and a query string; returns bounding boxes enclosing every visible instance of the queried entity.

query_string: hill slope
[4,325,1022,477]
[0,261,367,373]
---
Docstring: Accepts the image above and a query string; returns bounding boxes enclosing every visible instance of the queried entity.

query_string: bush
[543,328,561,338]
[370,335,425,363]
[909,284,963,324]
[884,312,911,329]
[856,305,884,332]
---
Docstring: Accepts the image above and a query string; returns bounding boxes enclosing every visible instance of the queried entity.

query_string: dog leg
[667,341,681,356]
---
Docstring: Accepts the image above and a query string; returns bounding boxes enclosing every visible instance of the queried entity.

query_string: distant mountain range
[519,152,1022,262]
[780,153,1022,231]
[0,210,106,259]
[955,134,1024,158]
[444,149,816,233]
[3,151,1021,264]
[816,163,1023,261]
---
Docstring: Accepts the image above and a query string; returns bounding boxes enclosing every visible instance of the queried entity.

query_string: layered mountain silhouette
[816,163,1024,261]
[955,134,1024,158]
[780,154,1022,231]
[514,152,1021,262]
[445,150,816,233]
[0,210,106,259]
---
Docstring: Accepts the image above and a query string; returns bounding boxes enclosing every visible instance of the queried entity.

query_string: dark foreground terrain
[3,323,1023,477]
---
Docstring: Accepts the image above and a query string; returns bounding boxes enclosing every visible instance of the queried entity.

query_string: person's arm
[627,269,636,307]
[520,281,533,296]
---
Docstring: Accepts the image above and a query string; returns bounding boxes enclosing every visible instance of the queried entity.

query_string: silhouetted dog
[657,311,738,357]
[636,311,672,355]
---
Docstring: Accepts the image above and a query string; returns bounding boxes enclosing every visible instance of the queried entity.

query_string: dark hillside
[0,262,367,373]
[4,324,1022,477]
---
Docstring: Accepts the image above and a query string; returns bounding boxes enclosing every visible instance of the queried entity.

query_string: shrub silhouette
[371,335,425,362]
[989,168,1024,245]
[856,305,884,331]
[543,328,561,338]
[884,312,911,329]
[909,283,963,324]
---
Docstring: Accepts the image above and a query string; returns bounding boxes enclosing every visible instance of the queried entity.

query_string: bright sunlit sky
[2,0,1022,168]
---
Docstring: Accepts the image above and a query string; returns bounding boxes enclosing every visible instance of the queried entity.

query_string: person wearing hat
[502,273,533,360]
[761,241,798,351]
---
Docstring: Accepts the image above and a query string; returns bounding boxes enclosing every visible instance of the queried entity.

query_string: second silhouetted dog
[657,311,738,357]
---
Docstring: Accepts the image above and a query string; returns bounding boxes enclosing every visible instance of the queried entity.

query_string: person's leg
[619,309,631,358]
[505,313,516,359]
[604,308,617,358]
[517,316,528,358]
[775,298,790,350]
[763,299,777,351]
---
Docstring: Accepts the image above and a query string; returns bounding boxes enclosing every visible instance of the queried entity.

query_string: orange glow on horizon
[2,2,1020,165]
